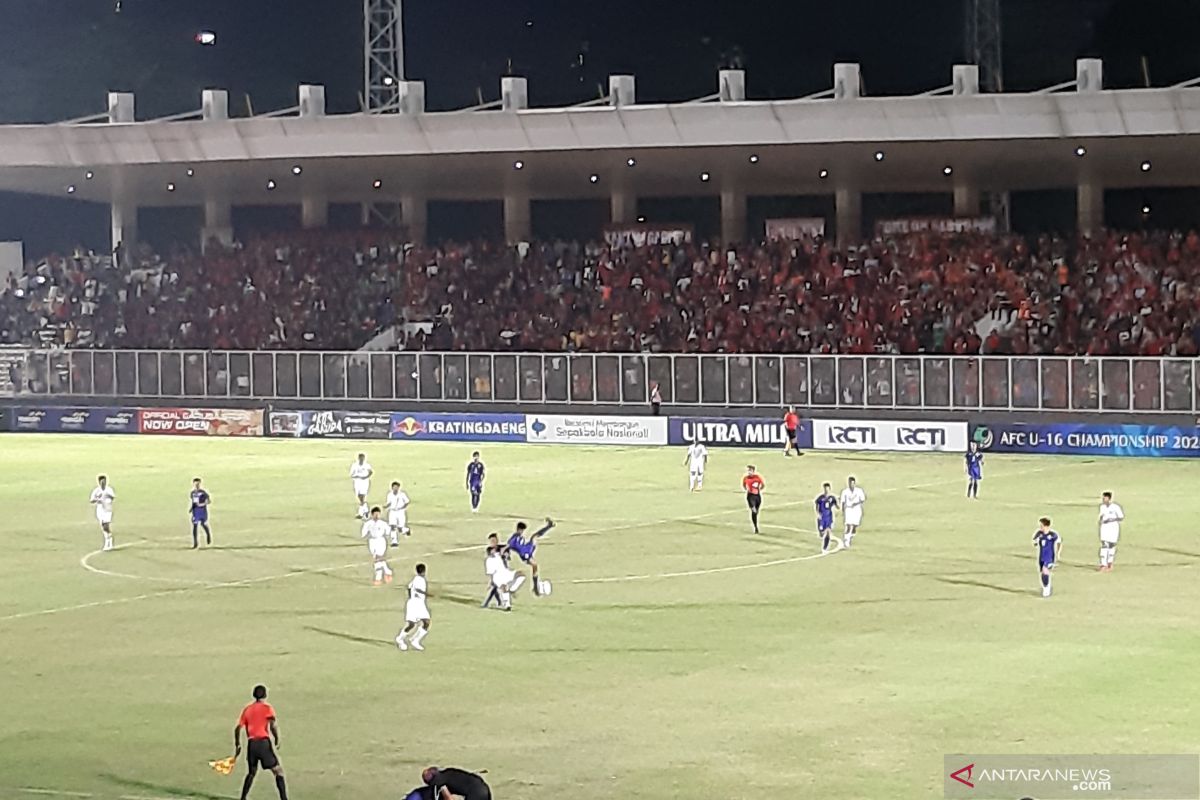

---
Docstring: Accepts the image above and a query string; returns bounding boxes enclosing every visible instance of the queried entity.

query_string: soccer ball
[539,580,553,597]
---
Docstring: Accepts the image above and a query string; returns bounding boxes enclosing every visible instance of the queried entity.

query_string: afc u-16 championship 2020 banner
[669,417,813,449]
[138,408,263,437]
[811,419,968,452]
[971,423,1200,458]
[10,406,139,433]
[525,414,668,445]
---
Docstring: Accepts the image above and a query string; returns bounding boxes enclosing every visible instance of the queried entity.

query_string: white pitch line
[79,541,216,586]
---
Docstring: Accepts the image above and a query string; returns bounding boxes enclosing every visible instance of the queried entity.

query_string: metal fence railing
[4,349,1197,413]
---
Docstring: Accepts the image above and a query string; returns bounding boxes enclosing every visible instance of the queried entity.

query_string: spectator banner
[971,423,1200,458]
[268,410,391,439]
[525,414,668,446]
[812,419,967,452]
[669,417,813,449]
[10,406,139,434]
[876,216,997,236]
[603,224,693,249]
[390,412,526,442]
[138,408,264,437]
[765,217,826,240]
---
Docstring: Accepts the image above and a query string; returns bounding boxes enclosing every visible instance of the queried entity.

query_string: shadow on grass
[214,543,358,551]
[433,592,487,608]
[303,625,393,648]
[1148,546,1200,560]
[100,774,230,800]
[936,577,1029,596]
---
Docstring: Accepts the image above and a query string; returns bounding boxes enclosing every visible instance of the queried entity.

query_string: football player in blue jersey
[814,483,838,552]
[1033,517,1062,598]
[507,517,554,595]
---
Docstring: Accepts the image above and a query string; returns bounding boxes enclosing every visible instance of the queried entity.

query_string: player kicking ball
[396,563,431,651]
[1033,517,1062,597]
[507,518,554,595]
[1097,491,1124,572]
[683,437,708,492]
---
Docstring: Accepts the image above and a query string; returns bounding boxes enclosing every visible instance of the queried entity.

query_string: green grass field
[1,434,1198,800]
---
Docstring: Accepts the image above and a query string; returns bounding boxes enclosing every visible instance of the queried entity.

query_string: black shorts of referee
[746,492,762,511]
[247,738,279,772]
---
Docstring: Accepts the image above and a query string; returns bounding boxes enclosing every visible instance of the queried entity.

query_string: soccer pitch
[1,434,1198,800]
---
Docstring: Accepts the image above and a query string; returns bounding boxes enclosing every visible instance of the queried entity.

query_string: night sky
[0,0,1198,249]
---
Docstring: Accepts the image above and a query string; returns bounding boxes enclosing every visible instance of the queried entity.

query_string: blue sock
[1041,573,1049,587]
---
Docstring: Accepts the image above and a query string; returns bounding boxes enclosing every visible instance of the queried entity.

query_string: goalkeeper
[233,684,289,800]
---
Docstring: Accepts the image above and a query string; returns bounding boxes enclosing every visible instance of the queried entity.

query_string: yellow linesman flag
[209,756,237,775]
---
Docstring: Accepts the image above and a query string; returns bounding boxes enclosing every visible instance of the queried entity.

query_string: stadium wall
[6,402,1200,458]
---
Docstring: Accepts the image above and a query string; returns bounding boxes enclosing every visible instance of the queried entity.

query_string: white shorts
[368,538,387,558]
[388,510,408,529]
[405,598,430,623]
[96,509,113,525]
[690,467,704,478]
[1100,525,1120,544]
[845,508,863,527]
[491,568,515,588]
[353,479,370,497]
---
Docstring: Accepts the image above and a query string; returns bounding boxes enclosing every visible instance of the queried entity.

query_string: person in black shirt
[421,766,492,800]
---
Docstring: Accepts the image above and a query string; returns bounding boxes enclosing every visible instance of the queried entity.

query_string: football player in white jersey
[361,506,393,586]
[89,474,116,551]
[1097,491,1125,572]
[349,453,373,520]
[384,481,411,544]
[839,476,866,549]
[396,563,431,651]
[683,438,709,492]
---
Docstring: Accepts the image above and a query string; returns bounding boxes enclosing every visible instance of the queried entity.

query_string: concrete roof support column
[110,199,138,258]
[301,196,329,229]
[720,188,747,246]
[610,189,636,224]
[1077,181,1105,237]
[401,195,427,244]
[202,198,233,251]
[107,92,135,123]
[501,77,528,111]
[835,188,862,247]
[201,89,229,121]
[953,184,982,217]
[719,69,746,102]
[504,193,531,245]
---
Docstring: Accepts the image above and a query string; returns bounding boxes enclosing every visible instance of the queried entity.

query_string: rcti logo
[950,763,975,788]
[392,417,425,436]
[972,426,995,449]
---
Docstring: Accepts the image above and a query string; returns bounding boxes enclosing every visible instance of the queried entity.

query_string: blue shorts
[513,545,536,563]
[968,469,982,480]
[1039,560,1055,571]
[469,482,483,494]
[192,510,208,523]
[817,516,833,532]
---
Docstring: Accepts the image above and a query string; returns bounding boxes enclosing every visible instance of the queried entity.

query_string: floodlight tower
[365,0,404,112]
[965,0,1003,92]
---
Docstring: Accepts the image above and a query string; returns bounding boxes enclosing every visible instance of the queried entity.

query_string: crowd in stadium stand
[3,228,1200,356]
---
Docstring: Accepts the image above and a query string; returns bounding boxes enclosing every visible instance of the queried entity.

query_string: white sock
[412,627,428,645]
[510,575,526,593]
[500,590,511,609]
[381,561,392,576]
[374,563,383,582]
[1099,546,1108,566]
[391,532,399,545]
[358,503,368,518]
[1107,546,1116,566]
[103,533,113,548]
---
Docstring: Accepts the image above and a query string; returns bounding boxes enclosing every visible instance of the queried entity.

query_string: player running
[466,451,486,513]
[349,453,373,520]
[1098,491,1125,572]
[385,481,411,544]
[396,563,431,651]
[361,506,393,586]
[743,466,765,534]
[683,437,708,492]
[840,476,866,548]
[89,474,116,551]
[783,406,802,456]
[1033,517,1062,597]
[189,477,213,549]
[965,442,984,499]
[507,518,554,595]
[815,482,839,552]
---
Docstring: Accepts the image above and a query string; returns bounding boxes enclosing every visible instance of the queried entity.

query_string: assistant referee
[233,685,289,800]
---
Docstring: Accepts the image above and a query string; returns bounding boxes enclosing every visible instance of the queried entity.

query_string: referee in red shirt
[233,685,289,800]
[743,465,765,534]
[783,406,801,456]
